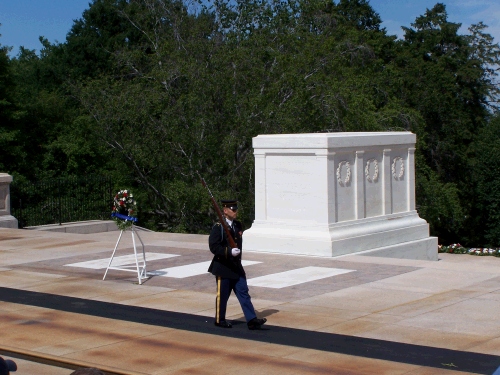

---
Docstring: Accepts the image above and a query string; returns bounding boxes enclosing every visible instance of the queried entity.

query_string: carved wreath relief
[336,161,351,186]
[365,159,379,183]
[391,157,405,180]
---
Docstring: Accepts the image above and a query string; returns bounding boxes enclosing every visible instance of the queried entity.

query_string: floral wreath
[365,159,379,183]
[111,189,138,230]
[336,161,351,186]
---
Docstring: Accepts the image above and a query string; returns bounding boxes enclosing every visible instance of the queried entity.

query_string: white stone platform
[27,220,120,234]
[243,132,438,260]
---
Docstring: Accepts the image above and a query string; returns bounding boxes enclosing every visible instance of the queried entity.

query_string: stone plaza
[1,226,500,374]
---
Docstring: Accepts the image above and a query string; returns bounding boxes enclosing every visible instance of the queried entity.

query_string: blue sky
[1,0,499,57]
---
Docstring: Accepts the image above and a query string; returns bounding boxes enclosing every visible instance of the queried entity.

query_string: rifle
[198,172,238,249]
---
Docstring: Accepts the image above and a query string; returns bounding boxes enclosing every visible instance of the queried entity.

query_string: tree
[336,0,383,31]
[470,114,500,246]
[0,35,29,175]
[392,3,500,244]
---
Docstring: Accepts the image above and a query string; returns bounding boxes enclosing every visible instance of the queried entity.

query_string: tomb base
[244,211,437,260]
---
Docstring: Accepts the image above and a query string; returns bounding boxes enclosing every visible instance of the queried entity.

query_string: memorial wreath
[111,189,138,230]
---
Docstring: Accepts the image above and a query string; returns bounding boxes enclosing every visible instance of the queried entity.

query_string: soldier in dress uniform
[208,199,267,330]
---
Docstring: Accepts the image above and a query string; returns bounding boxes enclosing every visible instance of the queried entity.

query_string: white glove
[231,248,241,257]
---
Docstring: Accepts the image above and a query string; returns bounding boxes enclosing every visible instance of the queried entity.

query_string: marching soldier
[208,199,267,330]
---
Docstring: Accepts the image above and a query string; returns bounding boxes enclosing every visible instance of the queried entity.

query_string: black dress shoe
[247,317,267,330]
[214,320,232,328]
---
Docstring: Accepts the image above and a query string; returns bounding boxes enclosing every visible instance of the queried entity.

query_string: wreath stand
[103,214,148,285]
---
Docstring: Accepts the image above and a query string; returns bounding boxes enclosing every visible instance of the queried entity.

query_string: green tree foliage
[397,4,495,178]
[470,114,500,246]
[7,47,90,179]
[5,34,116,181]
[391,3,500,244]
[64,0,149,78]
[0,36,28,175]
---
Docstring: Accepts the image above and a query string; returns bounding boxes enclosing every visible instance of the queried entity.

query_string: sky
[0,0,499,57]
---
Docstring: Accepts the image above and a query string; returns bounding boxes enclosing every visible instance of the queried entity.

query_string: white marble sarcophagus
[243,132,438,260]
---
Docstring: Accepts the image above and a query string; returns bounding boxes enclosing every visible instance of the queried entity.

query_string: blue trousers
[215,275,257,323]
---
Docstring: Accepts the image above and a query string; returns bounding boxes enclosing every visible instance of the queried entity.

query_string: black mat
[1,287,499,374]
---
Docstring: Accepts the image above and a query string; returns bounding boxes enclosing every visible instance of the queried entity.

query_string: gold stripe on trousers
[216,276,221,323]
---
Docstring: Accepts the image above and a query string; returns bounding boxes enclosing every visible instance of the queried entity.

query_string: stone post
[0,173,18,228]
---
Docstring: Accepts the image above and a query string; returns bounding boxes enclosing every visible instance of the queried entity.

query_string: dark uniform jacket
[208,219,245,279]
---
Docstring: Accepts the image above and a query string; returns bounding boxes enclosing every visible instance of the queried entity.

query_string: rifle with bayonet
[198,173,237,249]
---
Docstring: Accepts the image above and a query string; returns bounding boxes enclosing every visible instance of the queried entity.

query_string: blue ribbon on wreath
[111,212,138,222]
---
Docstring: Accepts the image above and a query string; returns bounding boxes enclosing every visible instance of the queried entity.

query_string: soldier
[208,199,267,330]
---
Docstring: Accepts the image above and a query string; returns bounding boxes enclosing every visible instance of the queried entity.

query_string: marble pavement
[1,226,500,374]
